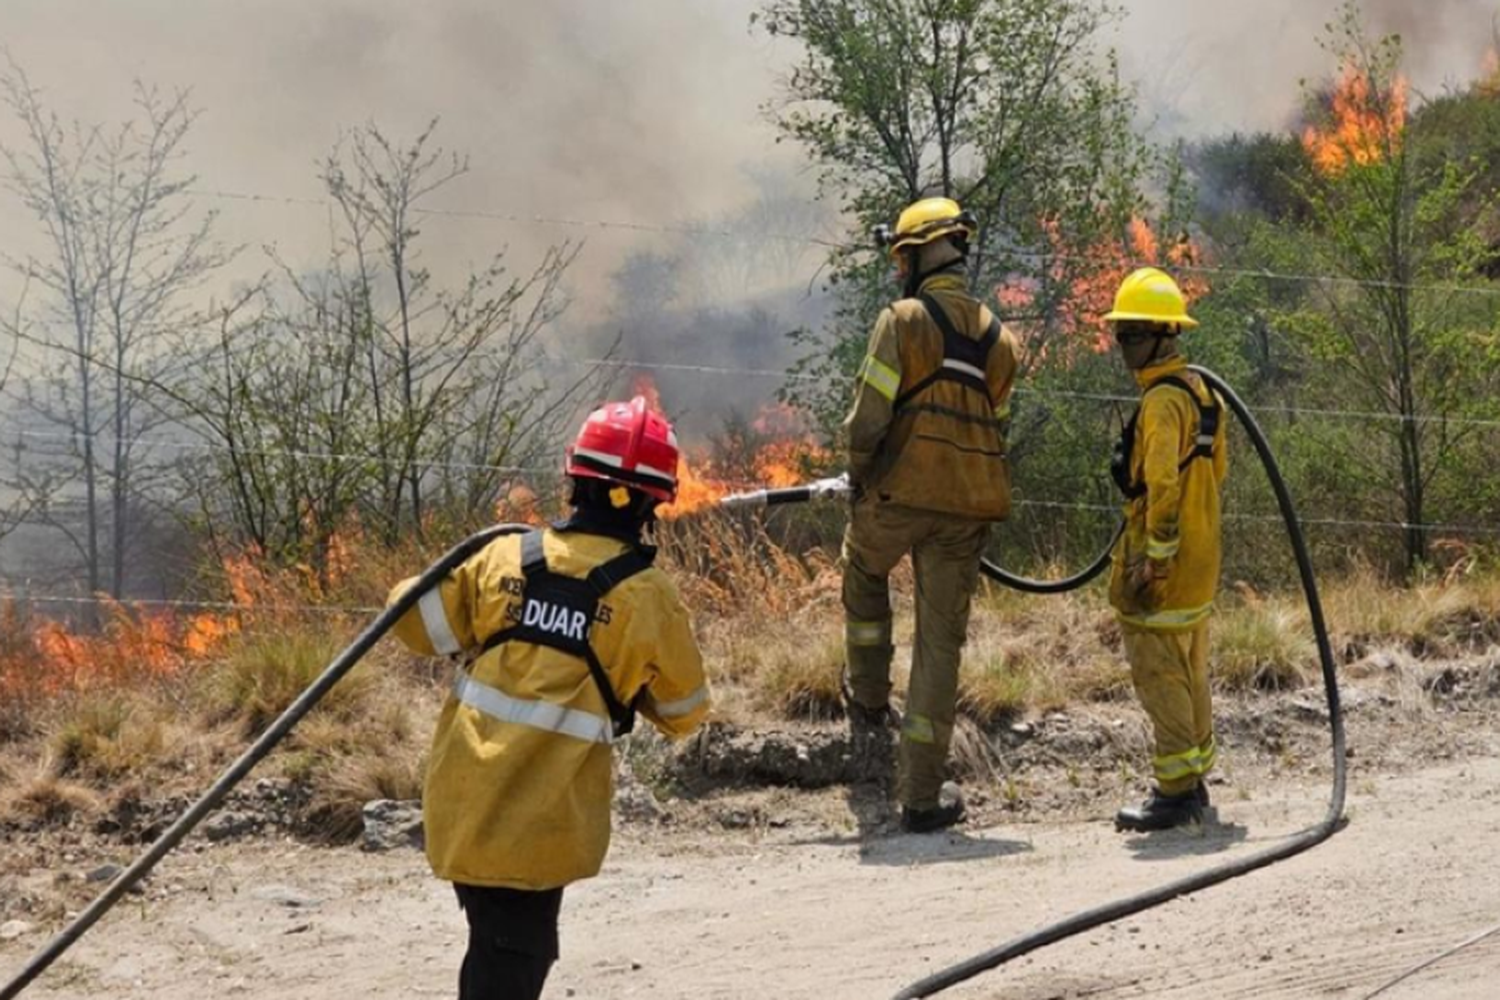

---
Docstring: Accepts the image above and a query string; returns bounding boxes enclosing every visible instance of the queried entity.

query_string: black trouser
[453,883,564,1000]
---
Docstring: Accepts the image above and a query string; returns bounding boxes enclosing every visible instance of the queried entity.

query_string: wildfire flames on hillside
[998,215,1208,357]
[1302,63,1408,175]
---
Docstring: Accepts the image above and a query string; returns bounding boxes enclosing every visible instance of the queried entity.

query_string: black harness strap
[1111,375,1222,501]
[893,294,999,411]
[478,530,656,738]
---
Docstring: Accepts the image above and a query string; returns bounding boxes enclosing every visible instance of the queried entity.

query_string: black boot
[1115,787,1202,832]
[901,797,966,834]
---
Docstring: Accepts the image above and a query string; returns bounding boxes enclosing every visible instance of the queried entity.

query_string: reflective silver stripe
[846,620,892,646]
[652,685,708,718]
[453,673,613,745]
[419,588,461,655]
[942,358,986,381]
[860,356,901,401]
[1146,536,1180,560]
[573,445,675,483]
[1117,601,1214,630]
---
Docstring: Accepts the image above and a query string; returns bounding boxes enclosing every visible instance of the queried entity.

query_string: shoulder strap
[894,295,996,409]
[585,545,657,596]
[479,534,648,740]
[1149,375,1221,468]
[519,529,548,575]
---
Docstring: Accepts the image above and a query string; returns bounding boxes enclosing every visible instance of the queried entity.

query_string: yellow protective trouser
[1122,622,1216,796]
[842,499,989,810]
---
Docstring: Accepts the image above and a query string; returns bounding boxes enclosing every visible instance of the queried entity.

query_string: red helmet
[565,396,680,503]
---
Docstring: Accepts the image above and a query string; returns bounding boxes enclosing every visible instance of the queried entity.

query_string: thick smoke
[3,0,1498,424]
[1117,0,1498,138]
[0,0,802,323]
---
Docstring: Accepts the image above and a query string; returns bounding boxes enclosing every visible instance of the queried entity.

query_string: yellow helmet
[1103,267,1198,329]
[873,197,978,259]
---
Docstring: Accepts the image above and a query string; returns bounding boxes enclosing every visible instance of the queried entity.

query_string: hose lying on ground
[0,524,532,1000]
[891,365,1347,998]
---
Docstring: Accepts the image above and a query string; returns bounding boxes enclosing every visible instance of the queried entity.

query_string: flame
[631,373,665,412]
[1480,47,1500,98]
[996,215,1207,360]
[622,373,833,519]
[223,549,263,608]
[1302,63,1408,175]
[182,613,239,657]
[495,483,547,526]
[2,531,385,702]
[17,603,188,694]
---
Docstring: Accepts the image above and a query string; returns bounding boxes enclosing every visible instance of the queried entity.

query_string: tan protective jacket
[1109,357,1229,631]
[388,527,709,890]
[844,271,1021,520]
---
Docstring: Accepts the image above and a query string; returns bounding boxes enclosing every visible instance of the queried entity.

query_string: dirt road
[4,754,1499,1000]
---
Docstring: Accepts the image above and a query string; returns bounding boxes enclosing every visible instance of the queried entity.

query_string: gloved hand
[847,476,866,507]
[1129,556,1170,604]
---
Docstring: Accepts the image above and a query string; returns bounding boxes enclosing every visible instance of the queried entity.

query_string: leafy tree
[0,61,226,604]
[159,125,602,574]
[755,0,1185,432]
[1269,6,1500,576]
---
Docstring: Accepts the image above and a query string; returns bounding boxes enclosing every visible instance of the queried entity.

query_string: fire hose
[726,365,1347,999]
[721,476,1121,594]
[2,367,1346,999]
[0,524,533,1000]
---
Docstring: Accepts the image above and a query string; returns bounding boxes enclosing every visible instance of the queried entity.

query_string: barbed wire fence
[2,188,1499,625]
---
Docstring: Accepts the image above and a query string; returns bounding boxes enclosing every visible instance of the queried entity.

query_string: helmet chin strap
[902,250,965,298]
[1144,325,1180,367]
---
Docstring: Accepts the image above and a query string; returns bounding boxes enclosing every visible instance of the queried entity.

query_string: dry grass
[302,747,427,843]
[959,584,1130,722]
[1319,562,1500,654]
[1214,601,1316,691]
[757,630,846,721]
[50,692,172,780]
[1,769,102,828]
[6,519,1500,843]
[209,630,374,736]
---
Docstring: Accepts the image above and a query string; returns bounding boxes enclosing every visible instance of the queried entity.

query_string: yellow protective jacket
[844,271,1021,521]
[387,526,709,890]
[1109,357,1229,631]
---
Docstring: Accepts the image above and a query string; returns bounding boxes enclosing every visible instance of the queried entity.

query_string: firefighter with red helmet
[387,396,709,999]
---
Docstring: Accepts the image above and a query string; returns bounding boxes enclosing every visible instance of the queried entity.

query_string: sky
[0,0,1496,378]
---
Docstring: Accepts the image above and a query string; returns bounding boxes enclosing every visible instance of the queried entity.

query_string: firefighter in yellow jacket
[387,397,709,999]
[842,197,1021,833]
[1105,268,1228,832]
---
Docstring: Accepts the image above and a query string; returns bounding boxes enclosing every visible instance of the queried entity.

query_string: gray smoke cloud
[1116,0,1498,138]
[0,0,804,325]
[3,0,1497,415]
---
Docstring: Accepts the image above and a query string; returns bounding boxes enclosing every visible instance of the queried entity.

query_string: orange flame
[1480,47,1500,98]
[495,483,547,526]
[997,216,1206,360]
[622,373,833,519]
[182,613,239,657]
[1302,63,1408,175]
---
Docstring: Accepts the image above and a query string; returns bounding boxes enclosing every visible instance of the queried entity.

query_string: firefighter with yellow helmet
[387,397,709,998]
[1105,268,1228,832]
[842,196,1021,833]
